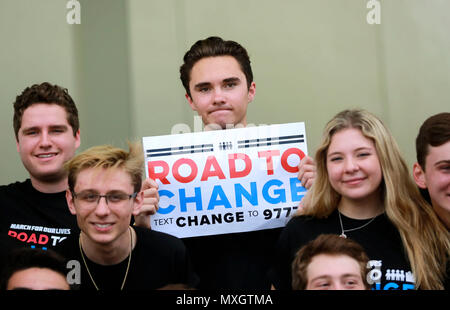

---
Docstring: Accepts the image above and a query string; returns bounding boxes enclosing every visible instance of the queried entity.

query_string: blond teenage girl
[269,109,449,290]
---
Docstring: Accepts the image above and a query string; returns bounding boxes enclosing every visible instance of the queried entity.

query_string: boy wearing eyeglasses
[63,143,198,290]
[0,82,160,279]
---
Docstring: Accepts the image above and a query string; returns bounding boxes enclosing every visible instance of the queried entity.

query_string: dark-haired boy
[292,234,370,290]
[0,82,81,274]
[142,37,315,289]
[0,82,158,276]
[412,112,450,290]
[1,248,70,290]
[413,112,450,229]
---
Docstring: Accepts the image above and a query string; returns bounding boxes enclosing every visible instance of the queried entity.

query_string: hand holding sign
[298,155,316,190]
[133,178,160,229]
[143,122,309,238]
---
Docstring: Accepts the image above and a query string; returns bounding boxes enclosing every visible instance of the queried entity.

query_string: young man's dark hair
[415,112,450,169]
[0,248,69,290]
[179,36,254,98]
[13,82,79,140]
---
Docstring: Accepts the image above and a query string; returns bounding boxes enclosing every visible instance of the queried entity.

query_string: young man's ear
[66,189,77,215]
[247,82,256,103]
[74,129,81,150]
[413,162,427,189]
[132,191,144,216]
[185,93,197,112]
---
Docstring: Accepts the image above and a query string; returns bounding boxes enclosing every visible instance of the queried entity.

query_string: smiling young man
[0,82,81,274]
[0,82,158,277]
[62,144,198,290]
[413,112,450,290]
[15,102,81,193]
[413,112,450,230]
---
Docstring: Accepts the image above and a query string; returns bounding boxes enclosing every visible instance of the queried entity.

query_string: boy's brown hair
[292,234,370,290]
[415,112,450,169]
[180,36,253,98]
[13,82,79,140]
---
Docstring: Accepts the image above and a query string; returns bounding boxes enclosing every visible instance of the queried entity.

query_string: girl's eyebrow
[328,147,373,157]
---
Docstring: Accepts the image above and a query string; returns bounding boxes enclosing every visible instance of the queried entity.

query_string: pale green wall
[75,0,132,148]
[1,0,449,185]
[0,0,79,184]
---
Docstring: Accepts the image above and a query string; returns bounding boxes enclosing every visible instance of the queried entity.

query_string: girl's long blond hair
[302,109,450,289]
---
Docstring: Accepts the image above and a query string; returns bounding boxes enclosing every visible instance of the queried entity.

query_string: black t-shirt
[62,226,199,290]
[183,227,282,289]
[0,179,79,274]
[268,209,415,290]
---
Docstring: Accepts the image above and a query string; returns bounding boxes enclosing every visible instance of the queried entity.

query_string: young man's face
[66,167,142,246]
[16,103,80,184]
[413,141,450,224]
[186,56,256,129]
[306,254,366,290]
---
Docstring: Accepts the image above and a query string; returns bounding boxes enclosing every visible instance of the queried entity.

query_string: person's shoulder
[0,180,31,206]
[283,211,338,238]
[134,226,184,248]
[0,179,29,193]
[285,213,319,229]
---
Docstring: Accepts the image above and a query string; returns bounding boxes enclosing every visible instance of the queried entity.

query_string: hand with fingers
[133,178,159,229]
[298,155,316,190]
[296,156,316,214]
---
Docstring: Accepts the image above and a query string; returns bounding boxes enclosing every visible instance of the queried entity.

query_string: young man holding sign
[142,37,315,289]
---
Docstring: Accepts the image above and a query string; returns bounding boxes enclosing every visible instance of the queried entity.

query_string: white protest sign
[143,122,308,238]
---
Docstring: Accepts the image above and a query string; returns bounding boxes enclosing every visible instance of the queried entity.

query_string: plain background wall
[1,0,449,185]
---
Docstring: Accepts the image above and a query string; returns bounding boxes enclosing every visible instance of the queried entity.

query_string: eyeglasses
[72,191,138,207]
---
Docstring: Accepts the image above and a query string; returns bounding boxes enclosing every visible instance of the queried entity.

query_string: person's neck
[337,193,384,220]
[30,175,69,193]
[80,227,135,265]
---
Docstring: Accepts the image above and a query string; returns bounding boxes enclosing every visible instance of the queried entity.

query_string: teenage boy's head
[13,82,80,184]
[292,234,370,290]
[179,36,256,129]
[413,112,450,225]
[65,143,144,245]
[1,248,70,290]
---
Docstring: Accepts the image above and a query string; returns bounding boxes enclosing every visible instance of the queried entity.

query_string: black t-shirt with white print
[0,179,79,274]
[268,209,415,290]
[61,226,199,290]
